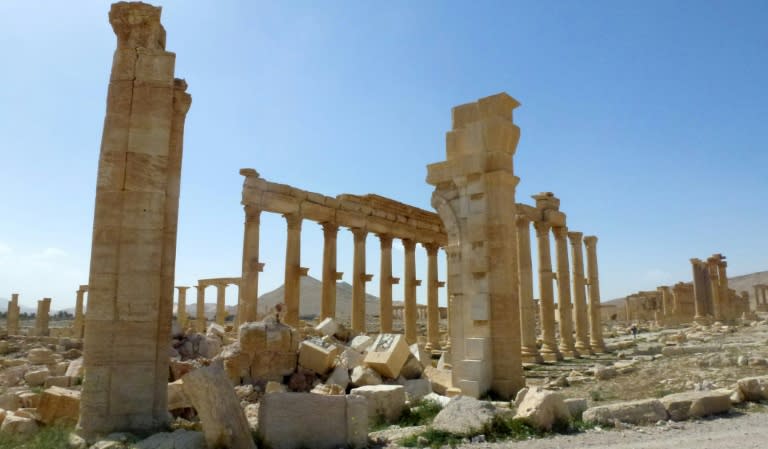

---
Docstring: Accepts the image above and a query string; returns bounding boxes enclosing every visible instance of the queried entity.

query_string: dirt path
[445,412,768,449]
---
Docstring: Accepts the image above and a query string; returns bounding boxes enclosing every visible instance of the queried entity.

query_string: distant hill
[0,299,40,315]
[605,270,768,310]
[257,276,380,320]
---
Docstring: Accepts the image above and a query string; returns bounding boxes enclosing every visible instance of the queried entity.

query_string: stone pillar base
[559,348,580,359]
[590,342,608,354]
[521,353,544,364]
[540,350,563,363]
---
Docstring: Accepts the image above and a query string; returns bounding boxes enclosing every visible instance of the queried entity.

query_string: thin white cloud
[39,247,67,259]
[0,242,12,256]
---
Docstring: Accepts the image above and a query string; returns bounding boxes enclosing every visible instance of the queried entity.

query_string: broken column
[568,232,591,354]
[427,93,524,399]
[7,293,20,335]
[78,2,191,437]
[583,236,606,352]
[35,298,51,336]
[74,286,87,338]
[691,258,712,324]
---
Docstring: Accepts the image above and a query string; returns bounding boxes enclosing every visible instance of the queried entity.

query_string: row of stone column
[240,208,446,347]
[753,284,768,308]
[516,215,606,363]
[4,294,52,337]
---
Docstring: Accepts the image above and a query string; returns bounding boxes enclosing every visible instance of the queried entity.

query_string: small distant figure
[630,323,638,339]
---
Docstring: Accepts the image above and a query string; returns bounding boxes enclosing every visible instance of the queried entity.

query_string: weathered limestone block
[399,356,424,380]
[315,317,339,337]
[27,348,55,365]
[311,383,345,395]
[432,396,497,434]
[258,392,367,449]
[134,429,206,449]
[24,368,50,387]
[65,357,84,378]
[423,366,452,395]
[339,348,364,369]
[349,335,373,353]
[37,386,81,425]
[583,399,668,425]
[181,362,256,449]
[660,391,731,421]
[350,385,406,424]
[737,376,768,401]
[350,365,382,387]
[198,335,222,359]
[564,398,588,420]
[0,412,38,436]
[167,379,190,410]
[364,333,409,379]
[44,376,72,388]
[265,381,287,394]
[327,364,351,390]
[401,378,433,402]
[239,321,299,382]
[298,339,340,375]
[514,387,571,431]
[0,393,20,411]
[19,392,41,408]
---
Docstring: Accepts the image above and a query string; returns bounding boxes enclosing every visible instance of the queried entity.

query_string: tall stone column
[516,215,542,363]
[283,213,302,327]
[379,235,395,333]
[568,232,591,354]
[321,223,339,320]
[195,285,206,332]
[403,239,418,344]
[583,236,606,352]
[706,258,722,321]
[553,226,578,358]
[36,298,51,336]
[7,293,20,335]
[424,243,441,350]
[351,228,368,333]
[534,221,561,361]
[214,283,227,325]
[691,258,711,323]
[239,201,263,324]
[73,286,87,339]
[78,2,192,438]
[176,286,188,328]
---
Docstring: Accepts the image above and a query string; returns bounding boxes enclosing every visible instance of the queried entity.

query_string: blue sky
[1,0,766,309]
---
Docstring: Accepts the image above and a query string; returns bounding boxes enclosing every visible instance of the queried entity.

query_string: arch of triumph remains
[74,1,608,437]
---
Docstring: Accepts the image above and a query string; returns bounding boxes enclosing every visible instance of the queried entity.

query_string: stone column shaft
[534,222,561,361]
[35,298,51,336]
[321,223,339,320]
[424,243,441,350]
[283,214,302,327]
[215,284,227,325]
[196,285,206,332]
[568,232,591,354]
[516,216,542,363]
[240,205,262,323]
[7,293,20,335]
[176,287,188,328]
[553,226,578,358]
[403,239,418,344]
[351,228,367,333]
[584,236,606,352]
[74,287,87,339]
[379,235,394,333]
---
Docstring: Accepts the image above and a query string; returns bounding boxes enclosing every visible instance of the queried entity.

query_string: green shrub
[0,425,73,449]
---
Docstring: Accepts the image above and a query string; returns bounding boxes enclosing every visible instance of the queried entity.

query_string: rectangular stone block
[258,393,367,449]
[38,386,80,425]
[314,317,339,337]
[298,339,340,375]
[364,334,409,379]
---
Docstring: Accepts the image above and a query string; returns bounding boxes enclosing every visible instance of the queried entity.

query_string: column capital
[515,214,531,227]
[552,226,568,239]
[351,227,367,240]
[321,222,339,236]
[284,213,302,230]
[244,205,262,222]
[533,220,551,236]
[378,234,394,248]
[422,242,440,255]
[175,286,190,291]
[583,235,598,247]
[402,238,416,252]
[567,231,583,245]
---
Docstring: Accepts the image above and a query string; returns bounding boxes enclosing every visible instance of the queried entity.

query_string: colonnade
[192,277,241,331]
[754,284,768,311]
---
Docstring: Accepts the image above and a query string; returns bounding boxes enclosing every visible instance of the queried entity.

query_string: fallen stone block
[65,357,84,379]
[44,375,72,388]
[298,339,340,375]
[265,381,287,394]
[660,391,731,421]
[239,321,299,355]
[564,398,588,420]
[364,333,409,379]
[168,379,191,410]
[423,366,452,395]
[315,317,340,337]
[311,383,345,395]
[18,392,40,408]
[0,412,38,436]
[24,367,50,387]
[135,429,206,449]
[182,361,256,449]
[27,347,55,365]
[350,335,373,353]
[737,376,768,401]
[399,355,424,380]
[592,364,617,380]
[327,364,350,390]
[0,393,20,411]
[350,385,406,424]
[350,365,382,387]
[513,387,570,431]
[583,399,668,425]
[401,378,432,402]
[258,392,367,449]
[432,396,497,434]
[410,343,431,367]
[198,335,222,359]
[37,386,80,425]
[339,348,364,369]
